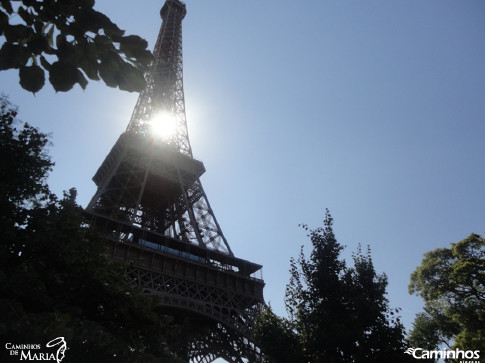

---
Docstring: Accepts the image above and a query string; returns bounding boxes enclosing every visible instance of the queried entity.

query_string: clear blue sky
[1,0,484,343]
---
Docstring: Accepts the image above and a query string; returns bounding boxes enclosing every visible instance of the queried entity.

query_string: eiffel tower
[84,0,265,361]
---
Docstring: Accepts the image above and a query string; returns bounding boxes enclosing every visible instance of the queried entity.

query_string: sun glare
[150,111,177,139]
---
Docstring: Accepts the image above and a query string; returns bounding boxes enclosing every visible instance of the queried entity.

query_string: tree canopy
[255,210,410,362]
[0,95,53,264]
[0,0,153,93]
[408,234,485,354]
[0,96,180,362]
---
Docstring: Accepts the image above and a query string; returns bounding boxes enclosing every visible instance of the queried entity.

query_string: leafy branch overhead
[0,0,153,93]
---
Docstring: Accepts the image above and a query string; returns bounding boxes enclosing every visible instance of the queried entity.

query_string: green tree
[254,305,304,363]
[0,96,54,267]
[255,210,410,363]
[0,97,180,362]
[409,234,485,354]
[0,0,152,93]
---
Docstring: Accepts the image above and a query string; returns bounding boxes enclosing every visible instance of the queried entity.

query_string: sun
[150,111,177,139]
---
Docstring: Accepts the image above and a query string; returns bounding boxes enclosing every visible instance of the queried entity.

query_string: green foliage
[256,210,410,362]
[0,97,180,362]
[254,305,304,363]
[408,307,459,352]
[0,96,53,263]
[409,234,485,353]
[0,0,153,93]
[0,96,52,204]
[1,191,181,362]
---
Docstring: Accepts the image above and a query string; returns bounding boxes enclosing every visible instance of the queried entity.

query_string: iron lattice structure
[85,0,264,362]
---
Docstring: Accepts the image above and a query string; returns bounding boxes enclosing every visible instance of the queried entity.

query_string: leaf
[0,0,13,15]
[33,19,43,34]
[78,50,99,80]
[104,26,125,39]
[27,35,49,55]
[41,21,51,34]
[18,6,34,26]
[48,61,79,92]
[39,55,51,71]
[137,49,153,66]
[94,34,113,46]
[120,40,153,65]
[19,65,45,93]
[56,41,82,65]
[87,10,115,32]
[0,43,30,70]
[79,0,95,7]
[46,24,55,47]
[119,35,148,50]
[118,37,152,71]
[76,69,88,90]
[98,66,117,88]
[90,10,123,37]
[75,9,102,32]
[1,1,150,94]
[56,34,68,50]
[99,52,121,88]
[4,24,33,43]
[117,62,146,92]
[0,10,9,34]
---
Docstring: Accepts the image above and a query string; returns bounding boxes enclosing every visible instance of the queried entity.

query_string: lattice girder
[87,132,233,254]
[103,237,264,361]
[85,1,265,361]
[127,0,192,156]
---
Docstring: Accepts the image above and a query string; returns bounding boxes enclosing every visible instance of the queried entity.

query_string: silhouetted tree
[0,97,180,362]
[0,95,53,265]
[255,210,410,362]
[254,305,304,363]
[409,234,485,354]
[0,0,152,93]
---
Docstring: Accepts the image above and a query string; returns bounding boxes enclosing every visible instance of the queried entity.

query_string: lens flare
[150,111,177,139]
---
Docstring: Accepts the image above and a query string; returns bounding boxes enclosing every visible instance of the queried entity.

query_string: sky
[1,0,485,351]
